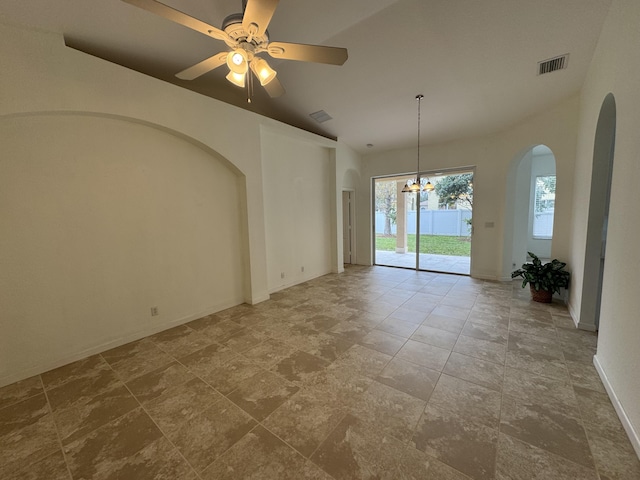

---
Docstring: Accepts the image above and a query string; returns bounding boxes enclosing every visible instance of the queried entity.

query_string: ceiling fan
[122,0,349,98]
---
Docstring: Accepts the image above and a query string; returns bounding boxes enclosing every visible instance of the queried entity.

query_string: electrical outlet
[281,272,285,279]
[150,306,159,316]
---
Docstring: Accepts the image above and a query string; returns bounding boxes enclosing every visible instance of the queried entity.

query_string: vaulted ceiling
[1,0,612,154]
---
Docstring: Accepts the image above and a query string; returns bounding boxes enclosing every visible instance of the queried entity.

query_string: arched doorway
[504,145,557,279]
[579,93,616,331]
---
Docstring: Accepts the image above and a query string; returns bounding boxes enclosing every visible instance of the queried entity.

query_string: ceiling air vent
[309,110,333,123]
[537,54,569,75]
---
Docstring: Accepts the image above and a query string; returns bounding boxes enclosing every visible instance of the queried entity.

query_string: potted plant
[511,252,570,303]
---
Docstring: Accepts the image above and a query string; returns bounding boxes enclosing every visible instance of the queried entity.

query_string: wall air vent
[309,110,333,123]
[537,54,569,75]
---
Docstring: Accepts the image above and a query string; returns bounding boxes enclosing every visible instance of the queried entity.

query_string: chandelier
[402,94,434,193]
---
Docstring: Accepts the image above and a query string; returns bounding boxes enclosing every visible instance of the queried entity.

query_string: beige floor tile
[461,321,508,345]
[170,398,256,472]
[443,352,504,392]
[202,425,322,479]
[376,357,440,401]
[582,421,640,480]
[441,294,476,309]
[227,370,299,421]
[327,319,372,341]
[503,367,577,410]
[46,366,122,411]
[388,307,429,324]
[411,325,459,349]
[126,361,195,404]
[0,394,60,478]
[377,317,421,338]
[177,343,238,378]
[311,413,406,479]
[4,449,71,480]
[500,394,594,468]
[564,359,605,392]
[54,383,139,445]
[242,338,298,368]
[467,309,510,329]
[454,335,506,364]
[328,344,392,378]
[200,355,264,394]
[495,433,598,480]
[65,407,193,479]
[432,305,470,321]
[3,266,632,479]
[428,374,501,429]
[192,319,246,343]
[263,386,348,457]
[422,313,467,334]
[0,376,43,411]
[101,339,174,383]
[358,329,406,355]
[270,349,330,386]
[396,339,451,371]
[412,404,498,480]
[291,331,355,362]
[144,377,222,437]
[352,380,426,442]
[149,324,212,358]
[399,446,473,479]
[41,355,110,390]
[509,317,557,340]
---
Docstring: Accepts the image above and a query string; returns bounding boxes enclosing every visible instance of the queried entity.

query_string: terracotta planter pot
[530,285,552,303]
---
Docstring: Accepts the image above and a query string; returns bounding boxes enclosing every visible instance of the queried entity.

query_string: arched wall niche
[503,143,558,281]
[0,110,251,385]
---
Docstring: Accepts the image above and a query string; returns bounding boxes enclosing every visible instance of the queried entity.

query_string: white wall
[335,142,363,270]
[0,114,245,385]
[512,150,533,269]
[0,22,347,386]
[262,128,334,292]
[569,0,640,454]
[360,96,579,281]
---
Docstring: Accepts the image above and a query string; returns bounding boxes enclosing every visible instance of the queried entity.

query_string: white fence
[375,210,472,236]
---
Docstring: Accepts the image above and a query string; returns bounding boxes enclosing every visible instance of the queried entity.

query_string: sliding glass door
[417,170,473,274]
[373,169,473,275]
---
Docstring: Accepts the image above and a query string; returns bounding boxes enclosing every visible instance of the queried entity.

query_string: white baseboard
[0,297,243,389]
[593,355,640,459]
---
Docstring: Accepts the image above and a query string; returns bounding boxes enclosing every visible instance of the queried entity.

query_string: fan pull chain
[247,70,253,103]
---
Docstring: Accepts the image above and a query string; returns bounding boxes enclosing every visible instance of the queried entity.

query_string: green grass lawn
[376,234,471,256]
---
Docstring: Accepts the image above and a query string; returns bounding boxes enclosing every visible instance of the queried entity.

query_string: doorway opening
[373,168,473,275]
[580,93,616,331]
[342,190,355,265]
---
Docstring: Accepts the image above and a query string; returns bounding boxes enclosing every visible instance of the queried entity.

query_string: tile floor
[1,265,639,479]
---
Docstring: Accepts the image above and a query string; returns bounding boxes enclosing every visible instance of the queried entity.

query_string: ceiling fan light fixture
[227,49,248,74]
[250,57,277,86]
[226,70,246,88]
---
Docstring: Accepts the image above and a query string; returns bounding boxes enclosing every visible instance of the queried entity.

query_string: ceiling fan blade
[176,52,228,80]
[268,42,348,65]
[242,0,279,38]
[121,0,228,41]
[262,76,285,98]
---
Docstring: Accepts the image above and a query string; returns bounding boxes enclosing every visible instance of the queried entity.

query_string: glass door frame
[372,166,475,275]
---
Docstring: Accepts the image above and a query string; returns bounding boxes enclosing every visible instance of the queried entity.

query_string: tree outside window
[533,175,555,238]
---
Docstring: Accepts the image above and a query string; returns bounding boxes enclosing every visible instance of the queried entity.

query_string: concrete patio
[375,250,471,275]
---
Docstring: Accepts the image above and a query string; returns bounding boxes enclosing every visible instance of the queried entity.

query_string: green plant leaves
[511,251,570,295]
